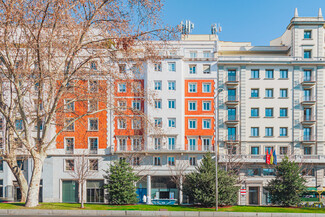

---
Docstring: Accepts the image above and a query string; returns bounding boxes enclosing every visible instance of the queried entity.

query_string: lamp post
[215,87,224,211]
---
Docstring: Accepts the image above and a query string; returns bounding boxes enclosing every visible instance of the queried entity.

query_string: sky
[161,0,325,46]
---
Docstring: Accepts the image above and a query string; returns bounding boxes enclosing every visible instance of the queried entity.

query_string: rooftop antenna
[180,20,194,35]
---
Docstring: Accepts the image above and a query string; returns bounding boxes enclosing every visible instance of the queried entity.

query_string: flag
[270,149,274,165]
[273,149,277,165]
[266,150,270,165]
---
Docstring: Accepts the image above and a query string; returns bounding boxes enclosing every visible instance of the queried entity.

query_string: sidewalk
[0,209,324,217]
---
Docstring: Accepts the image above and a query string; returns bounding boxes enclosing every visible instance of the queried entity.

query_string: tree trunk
[80,181,84,209]
[6,159,28,202]
[25,153,45,207]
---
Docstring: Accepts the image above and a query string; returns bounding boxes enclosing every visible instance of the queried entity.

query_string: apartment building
[0,8,325,206]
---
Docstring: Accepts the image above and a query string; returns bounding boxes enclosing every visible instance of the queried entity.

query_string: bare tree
[0,0,175,207]
[68,151,98,209]
[169,156,189,204]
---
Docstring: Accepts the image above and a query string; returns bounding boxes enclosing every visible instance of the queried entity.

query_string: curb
[0,209,324,217]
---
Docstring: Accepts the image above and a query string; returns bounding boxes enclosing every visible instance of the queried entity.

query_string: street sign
[240,189,246,195]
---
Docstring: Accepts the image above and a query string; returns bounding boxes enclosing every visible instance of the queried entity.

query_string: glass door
[228,89,236,101]
[304,108,312,121]
[228,127,236,141]
[228,108,236,120]
[303,127,311,141]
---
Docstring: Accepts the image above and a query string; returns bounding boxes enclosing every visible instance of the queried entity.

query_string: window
[280,127,288,137]
[304,50,312,59]
[168,62,176,72]
[251,108,259,117]
[280,70,288,79]
[89,159,98,171]
[189,65,196,74]
[265,127,274,137]
[119,64,126,73]
[65,118,74,131]
[280,147,288,155]
[188,138,196,151]
[202,138,211,151]
[265,108,273,117]
[188,119,197,129]
[86,180,104,203]
[168,118,176,128]
[154,63,162,71]
[132,82,141,93]
[0,138,3,149]
[168,157,175,166]
[132,119,141,129]
[168,137,175,150]
[132,138,141,151]
[153,137,161,150]
[265,70,274,79]
[280,108,288,117]
[89,138,98,154]
[301,168,314,176]
[154,118,162,128]
[304,70,312,81]
[203,64,211,74]
[265,89,273,98]
[132,157,140,166]
[188,83,197,93]
[90,61,97,70]
[247,168,261,176]
[118,83,126,92]
[189,157,196,166]
[251,127,259,137]
[304,30,312,39]
[203,51,210,58]
[88,118,98,131]
[65,159,74,171]
[203,101,211,111]
[154,81,162,90]
[251,146,260,155]
[188,101,197,111]
[251,89,259,98]
[118,119,126,129]
[34,120,44,131]
[0,118,3,131]
[251,69,259,79]
[154,157,161,166]
[89,80,98,93]
[132,100,141,110]
[0,161,3,171]
[202,119,211,129]
[168,100,176,109]
[228,70,237,81]
[88,100,98,112]
[65,138,74,154]
[280,89,288,98]
[117,100,127,111]
[202,83,211,93]
[0,179,3,197]
[168,81,176,90]
[154,100,162,109]
[263,168,275,176]
[190,51,197,58]
[304,146,312,155]
[118,138,126,151]
[64,99,75,112]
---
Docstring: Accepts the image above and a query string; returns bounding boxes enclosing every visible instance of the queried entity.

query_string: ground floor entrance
[249,187,259,205]
[62,181,78,203]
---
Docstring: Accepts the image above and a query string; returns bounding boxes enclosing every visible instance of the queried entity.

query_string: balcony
[225,75,239,85]
[301,115,316,125]
[301,135,316,144]
[89,149,98,154]
[225,115,239,124]
[301,76,316,86]
[224,135,240,144]
[301,96,316,105]
[225,95,239,105]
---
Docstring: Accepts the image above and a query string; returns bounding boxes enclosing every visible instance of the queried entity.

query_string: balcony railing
[301,135,316,143]
[225,95,239,104]
[301,96,316,104]
[225,115,239,124]
[224,135,239,143]
[301,115,316,124]
[225,75,239,85]
[65,149,74,154]
[301,76,316,86]
[89,149,98,154]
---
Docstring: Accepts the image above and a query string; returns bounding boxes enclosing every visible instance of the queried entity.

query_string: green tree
[184,152,239,207]
[266,157,307,206]
[104,159,139,205]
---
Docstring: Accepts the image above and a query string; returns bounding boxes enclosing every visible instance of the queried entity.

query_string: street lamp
[215,87,224,211]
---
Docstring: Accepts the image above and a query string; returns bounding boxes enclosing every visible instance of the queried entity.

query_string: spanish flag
[270,149,274,165]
